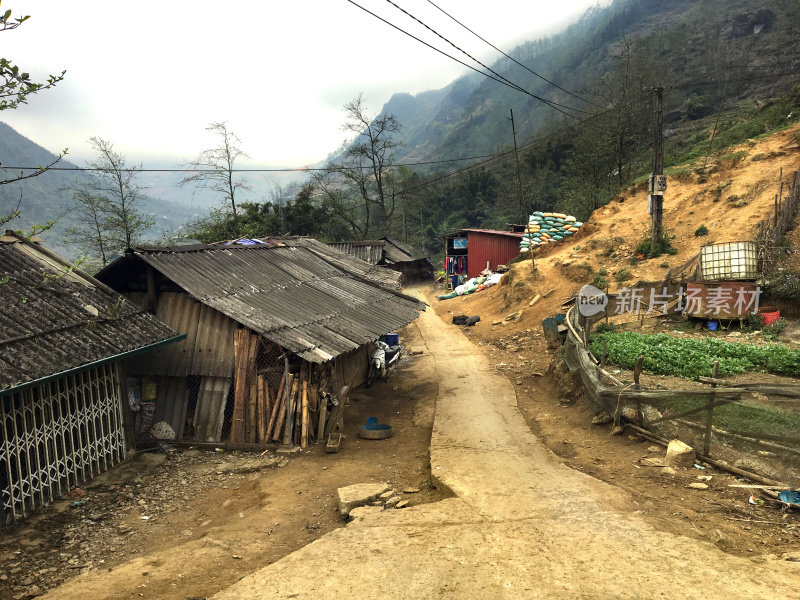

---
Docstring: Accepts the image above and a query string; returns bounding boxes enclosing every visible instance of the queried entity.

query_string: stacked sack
[519,212,583,252]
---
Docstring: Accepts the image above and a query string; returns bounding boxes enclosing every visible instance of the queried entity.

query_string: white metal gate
[1,363,127,527]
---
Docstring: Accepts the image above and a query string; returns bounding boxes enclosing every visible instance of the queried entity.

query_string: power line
[398,92,650,197]
[383,0,588,114]
[427,0,600,108]
[0,151,509,175]
[344,0,583,119]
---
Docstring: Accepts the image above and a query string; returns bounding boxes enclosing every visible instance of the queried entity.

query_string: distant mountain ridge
[371,0,800,167]
[0,122,208,258]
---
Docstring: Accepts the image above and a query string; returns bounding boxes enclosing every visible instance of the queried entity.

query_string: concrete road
[213,302,800,599]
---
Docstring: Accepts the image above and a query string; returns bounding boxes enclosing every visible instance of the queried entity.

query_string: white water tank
[699,241,757,281]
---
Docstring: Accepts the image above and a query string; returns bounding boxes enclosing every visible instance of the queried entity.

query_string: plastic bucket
[384,332,399,345]
[759,307,780,326]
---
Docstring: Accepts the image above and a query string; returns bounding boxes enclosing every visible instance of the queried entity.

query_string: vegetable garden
[590,331,800,378]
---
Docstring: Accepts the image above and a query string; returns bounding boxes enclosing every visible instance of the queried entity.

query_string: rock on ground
[337,483,392,517]
[348,506,384,521]
[665,439,695,468]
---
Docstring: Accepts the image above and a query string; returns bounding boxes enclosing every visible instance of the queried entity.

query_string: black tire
[366,364,377,387]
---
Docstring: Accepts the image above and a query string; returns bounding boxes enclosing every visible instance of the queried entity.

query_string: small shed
[96,237,425,447]
[443,229,523,281]
[0,232,181,527]
[327,236,433,282]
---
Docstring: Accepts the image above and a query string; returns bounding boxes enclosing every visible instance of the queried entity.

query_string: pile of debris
[438,270,505,301]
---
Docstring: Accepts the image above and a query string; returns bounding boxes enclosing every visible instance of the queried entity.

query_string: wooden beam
[300,380,309,449]
[645,396,737,426]
[230,329,249,443]
[265,371,286,440]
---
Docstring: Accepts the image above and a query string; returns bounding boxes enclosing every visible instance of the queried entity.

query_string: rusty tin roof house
[327,237,433,282]
[96,237,424,447]
[0,232,181,527]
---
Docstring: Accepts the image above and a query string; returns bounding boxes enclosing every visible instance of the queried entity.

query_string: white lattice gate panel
[1,363,127,527]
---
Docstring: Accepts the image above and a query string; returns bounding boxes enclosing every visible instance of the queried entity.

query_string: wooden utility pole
[509,109,535,272]
[509,109,526,223]
[650,86,664,249]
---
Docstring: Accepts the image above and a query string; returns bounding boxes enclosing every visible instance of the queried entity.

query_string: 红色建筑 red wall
[463,230,522,278]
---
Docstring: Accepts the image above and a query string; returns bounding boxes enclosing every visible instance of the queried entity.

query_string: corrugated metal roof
[450,228,524,239]
[327,238,428,266]
[382,237,427,263]
[327,241,385,265]
[0,234,178,392]
[97,238,424,364]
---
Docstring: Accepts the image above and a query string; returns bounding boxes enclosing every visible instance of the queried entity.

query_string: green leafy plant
[590,331,800,378]
[595,322,615,334]
[636,234,678,258]
[592,268,609,288]
[615,268,632,283]
[694,224,709,236]
[765,271,800,301]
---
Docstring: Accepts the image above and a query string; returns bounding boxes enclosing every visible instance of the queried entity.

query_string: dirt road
[213,298,800,599]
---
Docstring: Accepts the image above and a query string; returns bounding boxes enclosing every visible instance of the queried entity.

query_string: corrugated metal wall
[466,232,521,278]
[126,292,236,378]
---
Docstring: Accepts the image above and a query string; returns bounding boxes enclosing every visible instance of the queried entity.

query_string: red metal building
[444,228,523,279]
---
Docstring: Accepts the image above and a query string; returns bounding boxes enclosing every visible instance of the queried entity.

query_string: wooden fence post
[703,361,719,455]
[634,355,644,424]
[601,339,607,368]
[633,355,644,387]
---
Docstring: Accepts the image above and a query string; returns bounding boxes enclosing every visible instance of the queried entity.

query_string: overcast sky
[2,0,602,169]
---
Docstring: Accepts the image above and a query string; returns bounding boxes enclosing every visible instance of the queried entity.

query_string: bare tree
[64,138,154,262]
[180,121,251,235]
[64,189,111,266]
[320,94,402,238]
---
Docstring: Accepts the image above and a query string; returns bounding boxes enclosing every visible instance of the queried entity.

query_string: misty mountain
[0,123,304,258]
[374,0,800,166]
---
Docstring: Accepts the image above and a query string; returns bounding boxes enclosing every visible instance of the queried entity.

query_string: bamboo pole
[266,375,272,441]
[280,378,299,444]
[248,381,258,443]
[625,423,787,487]
[300,380,309,449]
[231,329,249,443]
[703,361,718,455]
[266,373,289,441]
[317,389,328,443]
[256,375,266,443]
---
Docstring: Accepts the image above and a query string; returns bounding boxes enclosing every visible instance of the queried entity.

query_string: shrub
[595,322,615,334]
[615,268,632,282]
[765,271,800,300]
[636,235,678,258]
[694,224,709,236]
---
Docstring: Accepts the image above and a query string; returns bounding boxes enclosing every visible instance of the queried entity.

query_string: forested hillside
[4,0,800,267]
[190,0,800,264]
